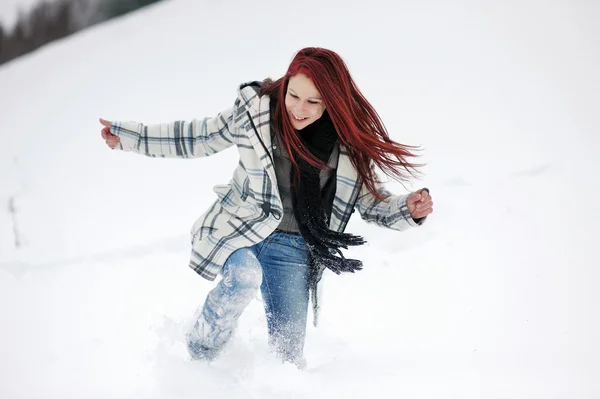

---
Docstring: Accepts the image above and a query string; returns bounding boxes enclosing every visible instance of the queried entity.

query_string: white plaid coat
[110,82,422,323]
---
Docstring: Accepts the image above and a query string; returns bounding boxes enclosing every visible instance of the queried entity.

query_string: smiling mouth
[291,112,309,121]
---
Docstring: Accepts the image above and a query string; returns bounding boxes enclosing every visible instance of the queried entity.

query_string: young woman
[99,47,433,367]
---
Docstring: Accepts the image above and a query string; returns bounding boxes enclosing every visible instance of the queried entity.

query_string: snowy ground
[1,0,599,398]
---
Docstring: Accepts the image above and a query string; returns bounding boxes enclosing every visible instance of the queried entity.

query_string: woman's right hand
[99,118,120,149]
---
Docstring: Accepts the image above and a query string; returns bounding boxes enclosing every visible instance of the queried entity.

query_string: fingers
[101,126,110,140]
[106,133,119,149]
[414,199,433,216]
[99,118,112,128]
[415,199,433,210]
[408,188,430,204]
[101,126,118,139]
[99,119,119,149]
[412,205,433,219]
[407,191,422,205]
[107,138,119,149]
[102,133,119,148]
[409,188,434,219]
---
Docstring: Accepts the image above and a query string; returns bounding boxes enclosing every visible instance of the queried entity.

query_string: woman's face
[285,74,326,130]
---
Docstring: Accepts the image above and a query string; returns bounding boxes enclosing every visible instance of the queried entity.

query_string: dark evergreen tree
[101,0,163,19]
[0,0,165,66]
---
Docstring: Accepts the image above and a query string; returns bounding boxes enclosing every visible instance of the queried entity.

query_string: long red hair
[261,47,423,201]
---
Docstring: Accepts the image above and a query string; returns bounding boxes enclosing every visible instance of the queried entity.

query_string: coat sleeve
[109,105,237,158]
[354,180,425,231]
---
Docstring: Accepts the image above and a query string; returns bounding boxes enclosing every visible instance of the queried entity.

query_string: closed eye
[289,93,320,105]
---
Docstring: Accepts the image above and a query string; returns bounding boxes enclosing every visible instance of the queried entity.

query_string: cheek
[314,106,325,118]
[284,95,295,111]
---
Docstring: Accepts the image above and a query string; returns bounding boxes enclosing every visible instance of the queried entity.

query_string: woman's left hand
[407,188,434,220]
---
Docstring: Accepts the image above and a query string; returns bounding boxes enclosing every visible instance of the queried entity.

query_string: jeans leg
[187,247,262,360]
[259,233,310,365]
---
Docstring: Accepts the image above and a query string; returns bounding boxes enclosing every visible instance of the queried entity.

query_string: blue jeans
[186,231,310,364]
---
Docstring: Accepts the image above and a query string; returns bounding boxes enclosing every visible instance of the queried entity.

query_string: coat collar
[237,81,264,113]
[237,83,279,196]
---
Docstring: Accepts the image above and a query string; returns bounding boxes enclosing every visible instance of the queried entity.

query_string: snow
[1,0,599,397]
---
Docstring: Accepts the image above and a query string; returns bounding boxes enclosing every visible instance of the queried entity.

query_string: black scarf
[290,111,366,289]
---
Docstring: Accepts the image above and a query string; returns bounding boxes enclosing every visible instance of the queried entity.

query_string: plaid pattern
[111,82,420,313]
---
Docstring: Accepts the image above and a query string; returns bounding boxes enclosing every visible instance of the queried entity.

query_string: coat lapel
[238,86,278,187]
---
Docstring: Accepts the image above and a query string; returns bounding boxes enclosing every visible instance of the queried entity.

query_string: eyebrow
[289,88,322,101]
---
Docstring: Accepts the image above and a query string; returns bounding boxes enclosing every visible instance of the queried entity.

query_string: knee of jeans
[229,260,262,288]
[224,248,263,288]
[234,264,262,287]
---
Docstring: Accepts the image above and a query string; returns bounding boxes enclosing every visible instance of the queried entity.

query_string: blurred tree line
[0,0,163,65]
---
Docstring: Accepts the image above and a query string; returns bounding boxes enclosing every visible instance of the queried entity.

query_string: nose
[293,101,307,115]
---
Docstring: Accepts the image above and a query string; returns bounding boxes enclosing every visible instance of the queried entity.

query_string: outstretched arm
[99,105,237,158]
[355,183,433,231]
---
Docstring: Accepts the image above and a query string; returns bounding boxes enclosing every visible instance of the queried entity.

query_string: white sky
[0,0,599,398]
